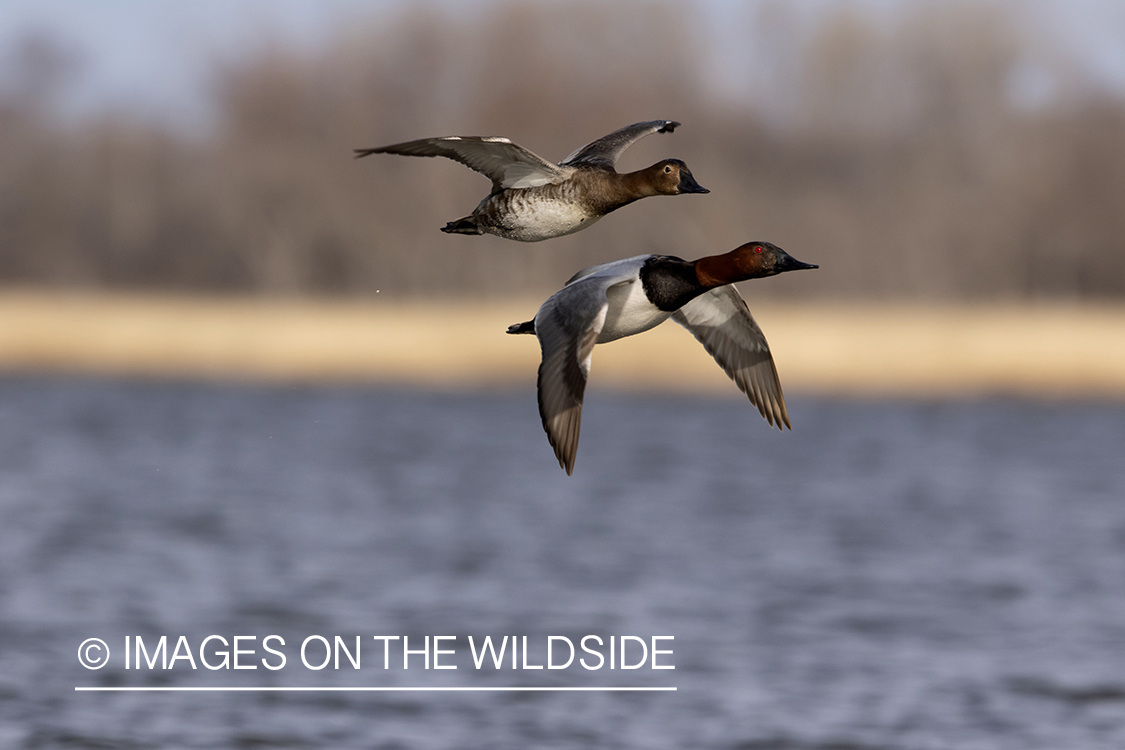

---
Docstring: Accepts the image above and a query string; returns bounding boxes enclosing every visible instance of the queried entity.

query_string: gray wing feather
[563,255,654,287]
[355,136,571,190]
[563,264,604,286]
[671,287,791,429]
[559,120,680,170]
[533,277,628,474]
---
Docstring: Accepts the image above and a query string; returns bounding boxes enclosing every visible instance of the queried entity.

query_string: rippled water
[2,376,1124,749]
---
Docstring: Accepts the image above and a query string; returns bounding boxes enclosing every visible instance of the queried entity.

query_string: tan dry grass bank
[1,289,1124,398]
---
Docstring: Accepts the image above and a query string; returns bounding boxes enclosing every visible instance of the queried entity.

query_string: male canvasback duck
[507,242,818,474]
[354,120,708,242]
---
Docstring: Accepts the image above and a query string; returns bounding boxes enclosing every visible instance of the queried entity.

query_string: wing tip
[548,428,579,476]
[543,408,582,477]
[774,399,792,431]
[657,120,681,133]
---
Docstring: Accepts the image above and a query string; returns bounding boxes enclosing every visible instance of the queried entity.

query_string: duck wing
[562,252,660,287]
[671,286,791,429]
[559,120,681,170]
[533,273,632,474]
[354,136,572,190]
[563,263,607,286]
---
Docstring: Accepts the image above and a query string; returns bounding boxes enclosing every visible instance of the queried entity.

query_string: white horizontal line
[75,686,676,692]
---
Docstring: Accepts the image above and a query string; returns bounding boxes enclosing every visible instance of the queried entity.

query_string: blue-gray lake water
[2,376,1124,749]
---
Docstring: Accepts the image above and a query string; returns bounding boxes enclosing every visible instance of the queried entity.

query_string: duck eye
[664,165,672,174]
[755,246,763,253]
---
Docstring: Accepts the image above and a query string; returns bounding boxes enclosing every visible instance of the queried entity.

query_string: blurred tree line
[1,0,1123,300]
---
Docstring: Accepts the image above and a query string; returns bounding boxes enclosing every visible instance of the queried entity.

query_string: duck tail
[506,320,535,335]
[440,216,483,235]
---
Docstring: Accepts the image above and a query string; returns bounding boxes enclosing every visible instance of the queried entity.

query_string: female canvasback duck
[507,242,818,474]
[354,120,708,242]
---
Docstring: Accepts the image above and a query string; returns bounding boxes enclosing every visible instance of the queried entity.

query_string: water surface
[1,377,1124,749]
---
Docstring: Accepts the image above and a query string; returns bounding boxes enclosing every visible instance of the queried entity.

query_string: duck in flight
[507,242,818,474]
[354,120,709,242]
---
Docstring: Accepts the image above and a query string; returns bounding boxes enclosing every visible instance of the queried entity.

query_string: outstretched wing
[671,286,790,429]
[533,275,630,474]
[559,120,681,170]
[355,136,572,190]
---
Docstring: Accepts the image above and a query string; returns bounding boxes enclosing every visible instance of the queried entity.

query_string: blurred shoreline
[3,288,1123,398]
[4,2,1124,302]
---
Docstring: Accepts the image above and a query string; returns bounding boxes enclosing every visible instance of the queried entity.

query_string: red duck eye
[754,246,763,253]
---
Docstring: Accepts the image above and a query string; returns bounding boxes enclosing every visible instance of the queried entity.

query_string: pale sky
[1,0,1123,133]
